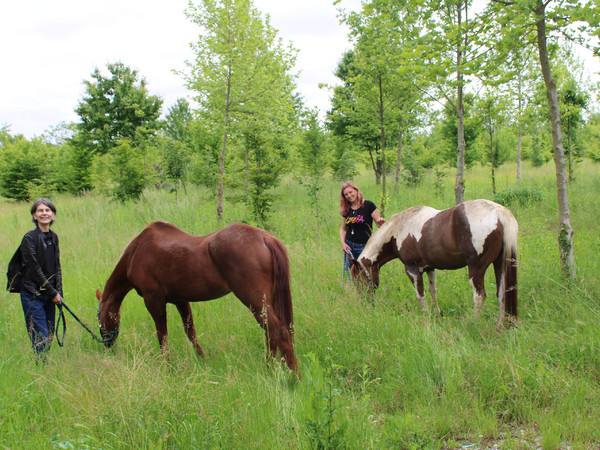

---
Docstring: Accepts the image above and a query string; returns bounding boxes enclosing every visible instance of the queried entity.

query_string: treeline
[1,1,599,235]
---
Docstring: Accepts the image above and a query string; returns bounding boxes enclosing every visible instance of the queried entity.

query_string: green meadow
[1,162,599,449]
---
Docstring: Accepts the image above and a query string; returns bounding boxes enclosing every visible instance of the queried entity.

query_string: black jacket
[20,227,62,298]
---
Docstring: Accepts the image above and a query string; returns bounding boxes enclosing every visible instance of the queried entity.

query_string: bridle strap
[97,303,120,344]
[357,259,373,285]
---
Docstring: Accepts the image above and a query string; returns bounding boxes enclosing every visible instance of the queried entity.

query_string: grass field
[1,161,599,449]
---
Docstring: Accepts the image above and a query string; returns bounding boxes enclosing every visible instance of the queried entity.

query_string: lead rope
[54,300,118,345]
[342,252,352,288]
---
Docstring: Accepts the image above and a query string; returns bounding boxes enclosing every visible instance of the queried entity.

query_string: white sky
[0,0,360,139]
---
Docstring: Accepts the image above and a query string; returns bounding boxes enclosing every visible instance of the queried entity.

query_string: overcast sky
[0,0,360,139]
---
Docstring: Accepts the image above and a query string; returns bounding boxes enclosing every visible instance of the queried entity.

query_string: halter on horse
[96,220,299,376]
[351,199,518,329]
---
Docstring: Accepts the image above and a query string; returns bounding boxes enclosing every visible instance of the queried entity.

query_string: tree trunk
[378,73,386,217]
[454,3,466,205]
[517,75,523,182]
[455,81,466,205]
[394,127,404,193]
[535,0,576,278]
[490,129,496,195]
[217,71,233,222]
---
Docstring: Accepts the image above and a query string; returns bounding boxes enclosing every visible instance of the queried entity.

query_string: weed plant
[1,161,599,448]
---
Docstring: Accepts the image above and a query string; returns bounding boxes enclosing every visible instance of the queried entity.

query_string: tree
[184,0,297,221]
[74,62,163,156]
[0,138,45,200]
[405,0,484,205]
[486,0,600,277]
[298,109,329,232]
[336,0,423,214]
[474,90,511,194]
[164,98,194,145]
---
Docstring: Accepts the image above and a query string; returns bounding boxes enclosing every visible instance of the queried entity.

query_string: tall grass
[1,161,599,448]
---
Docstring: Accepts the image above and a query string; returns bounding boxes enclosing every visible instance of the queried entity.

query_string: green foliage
[246,129,282,227]
[437,94,480,168]
[184,0,297,220]
[161,138,191,199]
[0,137,47,200]
[164,98,193,144]
[91,140,146,202]
[297,110,329,229]
[494,185,543,207]
[329,136,357,181]
[63,141,94,194]
[580,114,600,162]
[299,353,347,449]
[74,62,163,156]
[187,119,221,189]
[400,151,424,187]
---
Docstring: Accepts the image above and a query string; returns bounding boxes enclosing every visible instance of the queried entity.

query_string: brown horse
[96,220,299,375]
[351,199,518,328]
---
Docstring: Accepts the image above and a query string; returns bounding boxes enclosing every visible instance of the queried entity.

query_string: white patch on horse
[360,206,439,263]
[464,200,499,255]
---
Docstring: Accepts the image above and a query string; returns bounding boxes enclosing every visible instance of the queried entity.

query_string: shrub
[494,186,543,206]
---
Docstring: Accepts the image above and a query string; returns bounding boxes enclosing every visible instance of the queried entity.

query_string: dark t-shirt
[42,231,58,288]
[344,200,377,244]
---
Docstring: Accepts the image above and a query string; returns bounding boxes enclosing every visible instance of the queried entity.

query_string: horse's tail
[264,235,294,333]
[500,210,518,317]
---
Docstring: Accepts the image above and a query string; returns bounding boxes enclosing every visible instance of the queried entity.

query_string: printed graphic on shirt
[345,215,366,224]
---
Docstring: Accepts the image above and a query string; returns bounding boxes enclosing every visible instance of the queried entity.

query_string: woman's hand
[372,209,385,227]
[51,293,62,305]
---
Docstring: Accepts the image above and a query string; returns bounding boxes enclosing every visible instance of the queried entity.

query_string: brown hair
[30,197,57,225]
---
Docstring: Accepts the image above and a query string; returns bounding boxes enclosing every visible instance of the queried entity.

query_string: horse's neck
[362,230,398,267]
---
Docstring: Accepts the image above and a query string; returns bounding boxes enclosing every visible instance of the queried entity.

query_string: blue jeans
[342,240,366,287]
[20,290,56,357]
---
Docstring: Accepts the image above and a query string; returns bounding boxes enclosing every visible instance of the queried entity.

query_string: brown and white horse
[350,199,518,328]
[96,221,299,376]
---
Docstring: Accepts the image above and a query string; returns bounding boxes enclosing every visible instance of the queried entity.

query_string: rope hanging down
[54,300,117,346]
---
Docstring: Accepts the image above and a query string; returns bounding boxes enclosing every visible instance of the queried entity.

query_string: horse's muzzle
[99,328,119,347]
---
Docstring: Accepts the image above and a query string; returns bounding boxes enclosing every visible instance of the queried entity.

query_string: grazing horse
[96,220,299,375]
[350,199,518,328]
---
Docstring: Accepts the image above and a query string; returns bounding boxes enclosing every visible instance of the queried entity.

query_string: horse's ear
[96,289,102,302]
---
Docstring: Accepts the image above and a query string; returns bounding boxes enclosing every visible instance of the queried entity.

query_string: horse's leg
[493,257,506,329]
[244,297,297,373]
[468,266,487,319]
[143,296,169,353]
[405,266,427,310]
[175,302,205,356]
[426,270,441,315]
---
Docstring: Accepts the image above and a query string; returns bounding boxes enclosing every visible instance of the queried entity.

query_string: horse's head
[350,257,379,292]
[96,288,120,347]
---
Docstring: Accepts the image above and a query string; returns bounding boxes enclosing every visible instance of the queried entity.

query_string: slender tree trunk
[378,73,386,217]
[244,144,250,196]
[567,133,573,182]
[217,71,232,222]
[455,81,466,205]
[489,128,496,195]
[517,75,522,182]
[454,3,466,205]
[394,127,404,193]
[535,1,576,277]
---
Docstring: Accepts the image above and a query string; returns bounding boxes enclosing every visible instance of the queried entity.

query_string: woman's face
[32,204,54,227]
[343,186,358,204]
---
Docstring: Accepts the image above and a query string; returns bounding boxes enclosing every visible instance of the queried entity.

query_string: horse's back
[123,221,225,300]
[208,223,278,275]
